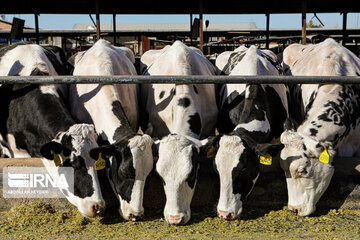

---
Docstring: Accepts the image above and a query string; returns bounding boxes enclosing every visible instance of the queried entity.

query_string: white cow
[66,39,154,221]
[140,40,218,224]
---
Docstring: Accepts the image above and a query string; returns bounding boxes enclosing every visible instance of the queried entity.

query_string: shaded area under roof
[2,0,360,14]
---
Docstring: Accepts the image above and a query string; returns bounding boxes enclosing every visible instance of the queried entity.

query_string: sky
[2,13,360,30]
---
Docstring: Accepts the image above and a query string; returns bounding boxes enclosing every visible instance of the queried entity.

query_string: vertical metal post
[34,13,40,44]
[190,14,193,45]
[113,14,116,46]
[342,12,347,46]
[199,0,204,52]
[266,13,270,49]
[301,0,307,45]
[95,0,100,41]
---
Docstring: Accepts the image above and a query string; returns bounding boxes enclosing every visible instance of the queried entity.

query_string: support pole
[342,12,347,46]
[34,14,39,44]
[95,0,100,41]
[266,13,270,49]
[113,14,116,46]
[199,0,204,52]
[190,14,193,45]
[301,0,307,45]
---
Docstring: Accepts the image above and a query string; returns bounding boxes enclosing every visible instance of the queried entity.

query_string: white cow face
[214,135,259,220]
[90,134,154,221]
[156,134,199,225]
[279,130,335,216]
[40,124,105,217]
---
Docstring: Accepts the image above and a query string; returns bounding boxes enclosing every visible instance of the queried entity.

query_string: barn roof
[1,0,359,14]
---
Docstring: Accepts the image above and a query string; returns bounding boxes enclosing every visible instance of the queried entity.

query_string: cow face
[40,124,105,217]
[90,134,154,221]
[213,135,260,220]
[279,130,335,216]
[156,134,199,225]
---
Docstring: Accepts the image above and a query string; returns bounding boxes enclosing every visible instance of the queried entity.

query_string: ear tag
[51,150,61,167]
[259,154,272,165]
[95,153,106,171]
[207,145,216,158]
[319,147,330,164]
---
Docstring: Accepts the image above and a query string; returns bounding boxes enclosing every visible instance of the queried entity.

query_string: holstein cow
[276,38,360,216]
[140,40,218,225]
[212,46,288,220]
[66,39,154,221]
[0,43,104,217]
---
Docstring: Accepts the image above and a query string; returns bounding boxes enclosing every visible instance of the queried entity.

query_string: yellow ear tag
[95,153,106,171]
[319,147,330,164]
[51,150,61,167]
[207,145,216,158]
[259,154,272,165]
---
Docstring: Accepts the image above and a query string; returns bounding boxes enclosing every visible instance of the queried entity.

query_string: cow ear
[199,135,221,159]
[255,143,285,157]
[40,142,65,160]
[283,118,298,131]
[152,140,160,162]
[89,145,116,161]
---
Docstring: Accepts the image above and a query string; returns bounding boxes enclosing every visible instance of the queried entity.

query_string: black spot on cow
[72,156,95,198]
[171,88,176,95]
[186,147,199,189]
[193,85,198,94]
[30,68,49,76]
[188,113,201,136]
[310,128,318,136]
[112,101,135,141]
[302,143,307,151]
[178,97,191,108]
[159,90,165,99]
[221,51,247,75]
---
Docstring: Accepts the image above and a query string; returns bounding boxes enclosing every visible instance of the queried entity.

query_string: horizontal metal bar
[1,75,360,84]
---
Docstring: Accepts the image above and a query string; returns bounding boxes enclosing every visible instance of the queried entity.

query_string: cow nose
[288,204,300,214]
[91,202,106,216]
[127,210,144,221]
[168,215,185,225]
[296,167,307,177]
[218,210,234,220]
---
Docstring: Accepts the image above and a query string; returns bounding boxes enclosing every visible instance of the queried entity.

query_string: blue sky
[3,13,360,30]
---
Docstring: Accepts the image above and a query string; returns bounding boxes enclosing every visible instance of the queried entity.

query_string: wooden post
[301,0,307,45]
[266,13,270,49]
[199,0,203,52]
[342,12,347,46]
[113,14,116,46]
[95,0,100,41]
[34,14,39,44]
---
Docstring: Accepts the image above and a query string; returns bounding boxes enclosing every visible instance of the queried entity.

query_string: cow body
[0,43,104,217]
[214,45,288,219]
[279,38,360,216]
[69,40,154,221]
[140,41,218,224]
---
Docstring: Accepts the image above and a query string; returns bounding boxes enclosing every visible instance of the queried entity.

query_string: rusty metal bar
[199,0,203,52]
[0,75,360,85]
[34,14,40,44]
[95,0,100,41]
[301,0,307,45]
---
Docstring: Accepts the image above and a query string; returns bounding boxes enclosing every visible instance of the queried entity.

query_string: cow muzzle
[81,201,106,217]
[218,210,235,220]
[288,204,315,216]
[125,210,144,221]
[167,215,186,225]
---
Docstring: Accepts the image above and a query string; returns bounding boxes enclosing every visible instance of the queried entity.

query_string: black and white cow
[65,39,154,221]
[213,45,288,220]
[272,38,360,216]
[140,40,218,225]
[0,43,104,217]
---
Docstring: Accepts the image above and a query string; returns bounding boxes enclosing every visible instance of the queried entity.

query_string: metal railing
[0,75,360,84]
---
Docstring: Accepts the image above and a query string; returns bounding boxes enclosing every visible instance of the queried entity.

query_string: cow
[271,38,360,216]
[0,43,104,217]
[211,45,288,220]
[65,39,154,221]
[140,40,218,225]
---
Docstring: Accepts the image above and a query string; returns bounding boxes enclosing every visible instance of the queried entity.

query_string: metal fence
[0,75,360,84]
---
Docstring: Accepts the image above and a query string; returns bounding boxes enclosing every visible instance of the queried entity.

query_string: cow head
[89,134,154,221]
[155,134,200,225]
[40,124,105,217]
[279,120,336,216]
